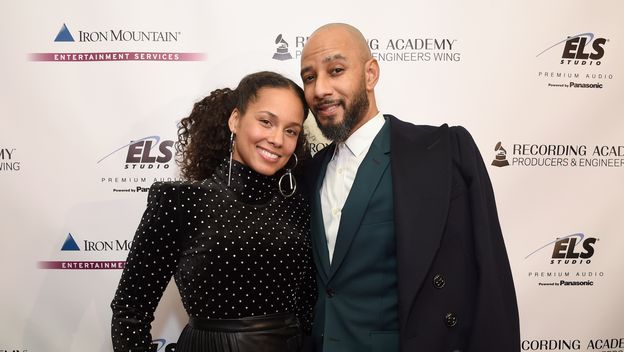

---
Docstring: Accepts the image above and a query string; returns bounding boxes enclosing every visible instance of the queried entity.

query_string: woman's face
[228,87,304,176]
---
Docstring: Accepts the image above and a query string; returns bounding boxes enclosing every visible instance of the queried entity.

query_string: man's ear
[365,58,380,91]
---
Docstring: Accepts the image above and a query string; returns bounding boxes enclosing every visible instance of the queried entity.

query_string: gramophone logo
[272,34,293,61]
[491,141,510,167]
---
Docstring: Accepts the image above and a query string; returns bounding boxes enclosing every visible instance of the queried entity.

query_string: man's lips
[315,101,342,117]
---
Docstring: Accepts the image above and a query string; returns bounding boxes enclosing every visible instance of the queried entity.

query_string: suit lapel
[310,144,334,282]
[328,121,391,280]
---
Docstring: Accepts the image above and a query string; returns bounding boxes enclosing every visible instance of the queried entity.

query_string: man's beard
[315,84,369,143]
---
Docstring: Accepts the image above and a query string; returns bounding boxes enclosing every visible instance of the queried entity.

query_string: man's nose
[313,74,332,99]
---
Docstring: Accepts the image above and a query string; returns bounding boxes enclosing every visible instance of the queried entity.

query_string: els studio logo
[526,233,604,287]
[98,135,181,194]
[30,22,205,62]
[152,339,177,352]
[98,136,174,170]
[536,32,614,89]
[525,233,598,265]
[37,233,129,270]
[537,32,607,66]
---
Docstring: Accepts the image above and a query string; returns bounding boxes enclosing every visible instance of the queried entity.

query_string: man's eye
[331,68,344,75]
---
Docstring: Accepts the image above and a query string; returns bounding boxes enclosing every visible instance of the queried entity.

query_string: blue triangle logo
[61,233,80,251]
[54,23,75,42]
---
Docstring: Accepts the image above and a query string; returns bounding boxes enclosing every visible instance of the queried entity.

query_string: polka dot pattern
[111,160,315,351]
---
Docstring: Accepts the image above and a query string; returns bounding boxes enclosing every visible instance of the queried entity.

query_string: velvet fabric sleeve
[110,182,181,351]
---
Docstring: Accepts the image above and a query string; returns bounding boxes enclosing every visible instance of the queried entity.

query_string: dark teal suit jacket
[310,118,398,352]
[306,115,520,352]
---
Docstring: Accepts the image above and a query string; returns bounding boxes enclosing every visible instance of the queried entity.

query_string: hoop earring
[278,153,298,198]
[228,132,234,187]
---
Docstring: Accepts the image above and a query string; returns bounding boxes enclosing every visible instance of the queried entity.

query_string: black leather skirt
[175,312,302,352]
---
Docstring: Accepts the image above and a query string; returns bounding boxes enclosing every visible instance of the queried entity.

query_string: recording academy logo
[272,34,293,61]
[522,337,624,351]
[536,32,614,89]
[525,233,605,287]
[490,141,624,169]
[0,147,20,172]
[30,22,205,62]
[491,142,510,167]
[98,135,181,193]
[270,33,305,61]
[37,233,130,270]
[272,33,461,63]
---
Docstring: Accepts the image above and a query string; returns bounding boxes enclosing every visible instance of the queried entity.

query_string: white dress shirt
[320,112,385,263]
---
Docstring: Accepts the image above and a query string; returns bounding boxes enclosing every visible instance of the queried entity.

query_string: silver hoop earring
[228,132,234,187]
[278,154,298,198]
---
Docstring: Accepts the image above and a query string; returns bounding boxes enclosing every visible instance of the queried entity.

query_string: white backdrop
[1,1,623,351]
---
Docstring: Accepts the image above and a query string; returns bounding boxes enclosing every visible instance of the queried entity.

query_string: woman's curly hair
[176,71,310,181]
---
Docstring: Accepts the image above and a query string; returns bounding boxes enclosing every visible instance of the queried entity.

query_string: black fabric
[175,313,301,352]
[111,160,315,351]
[304,115,520,352]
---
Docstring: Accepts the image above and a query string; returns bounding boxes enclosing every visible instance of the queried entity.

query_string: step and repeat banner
[1,1,623,351]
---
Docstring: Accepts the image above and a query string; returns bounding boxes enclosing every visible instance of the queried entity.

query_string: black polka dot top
[110,160,316,351]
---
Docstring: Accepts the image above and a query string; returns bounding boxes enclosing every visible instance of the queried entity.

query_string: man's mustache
[314,99,344,109]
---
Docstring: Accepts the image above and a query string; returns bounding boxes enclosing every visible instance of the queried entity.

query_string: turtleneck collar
[212,159,278,205]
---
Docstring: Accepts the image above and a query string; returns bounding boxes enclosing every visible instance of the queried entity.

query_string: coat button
[326,288,335,298]
[433,274,446,289]
[445,313,458,327]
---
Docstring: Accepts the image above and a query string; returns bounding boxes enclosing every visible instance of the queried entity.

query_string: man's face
[300,29,370,142]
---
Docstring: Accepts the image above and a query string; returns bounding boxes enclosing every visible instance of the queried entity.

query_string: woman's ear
[228,109,240,134]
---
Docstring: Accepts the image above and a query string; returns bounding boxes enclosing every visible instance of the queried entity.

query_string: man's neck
[346,108,380,139]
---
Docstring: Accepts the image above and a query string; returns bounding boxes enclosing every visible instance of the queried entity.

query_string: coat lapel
[310,144,334,283]
[388,115,452,329]
[328,120,391,281]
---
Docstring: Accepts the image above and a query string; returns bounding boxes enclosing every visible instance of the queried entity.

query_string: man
[300,23,520,352]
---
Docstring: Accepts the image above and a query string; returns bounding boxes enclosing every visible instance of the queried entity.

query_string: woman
[111,71,316,352]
